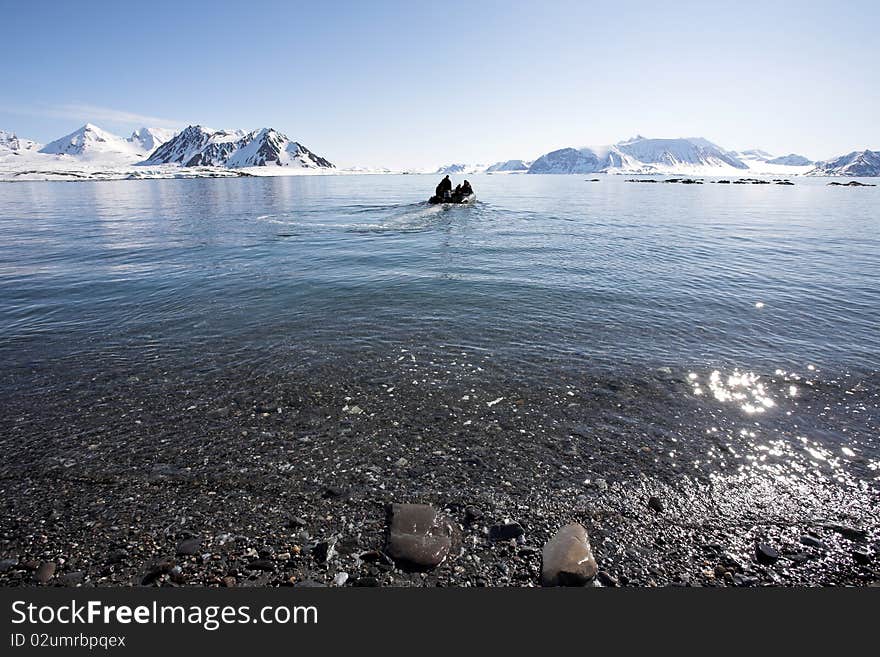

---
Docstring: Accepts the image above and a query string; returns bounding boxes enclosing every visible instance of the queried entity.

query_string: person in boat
[461,180,473,196]
[435,175,452,201]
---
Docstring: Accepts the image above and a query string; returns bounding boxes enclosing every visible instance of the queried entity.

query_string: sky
[1,0,878,169]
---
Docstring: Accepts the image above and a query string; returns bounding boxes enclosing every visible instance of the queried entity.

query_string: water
[2,175,879,369]
[1,174,879,485]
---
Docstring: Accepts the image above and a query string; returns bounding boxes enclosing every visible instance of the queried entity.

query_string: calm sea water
[1,174,878,372]
[1,174,879,487]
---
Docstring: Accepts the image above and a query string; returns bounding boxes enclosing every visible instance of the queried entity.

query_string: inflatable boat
[428,192,476,205]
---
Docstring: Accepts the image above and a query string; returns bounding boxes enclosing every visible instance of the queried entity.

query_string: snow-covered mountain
[766,154,812,166]
[731,149,813,167]
[526,137,819,175]
[434,163,487,175]
[528,148,607,174]
[528,137,749,174]
[145,125,333,169]
[129,127,177,154]
[38,123,175,160]
[226,128,333,168]
[0,130,40,152]
[808,150,880,177]
[485,159,531,173]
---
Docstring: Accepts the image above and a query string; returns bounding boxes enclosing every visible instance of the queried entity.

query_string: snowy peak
[613,137,748,171]
[37,123,171,159]
[528,148,606,174]
[485,159,531,173]
[144,125,333,169]
[766,154,812,166]
[40,123,132,156]
[732,149,813,167]
[0,130,40,152]
[129,127,176,154]
[434,163,487,174]
[809,150,880,177]
[528,137,748,174]
[225,128,334,168]
[144,125,242,166]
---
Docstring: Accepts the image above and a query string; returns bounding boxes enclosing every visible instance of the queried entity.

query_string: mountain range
[441,138,879,177]
[2,124,878,178]
[0,123,334,173]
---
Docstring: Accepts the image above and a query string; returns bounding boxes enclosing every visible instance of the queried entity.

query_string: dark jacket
[435,176,452,197]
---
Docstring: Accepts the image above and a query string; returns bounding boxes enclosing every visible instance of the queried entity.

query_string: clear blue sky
[2,0,877,168]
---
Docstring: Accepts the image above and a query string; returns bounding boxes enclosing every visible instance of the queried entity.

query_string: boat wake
[257,200,482,235]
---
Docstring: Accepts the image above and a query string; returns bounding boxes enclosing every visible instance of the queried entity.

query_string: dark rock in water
[755,544,780,565]
[489,522,525,541]
[800,535,827,550]
[852,549,873,565]
[385,503,452,570]
[824,524,868,541]
[648,496,664,513]
[176,538,202,556]
[541,523,598,586]
[35,562,56,584]
[464,505,484,524]
[247,559,275,572]
[828,181,876,187]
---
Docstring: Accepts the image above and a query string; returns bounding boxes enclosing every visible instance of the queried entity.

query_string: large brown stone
[541,523,598,586]
[386,503,451,570]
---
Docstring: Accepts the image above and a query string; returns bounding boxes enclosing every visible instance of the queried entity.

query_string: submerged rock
[541,523,598,586]
[385,503,451,570]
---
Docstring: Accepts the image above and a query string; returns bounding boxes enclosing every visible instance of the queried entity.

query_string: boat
[428,192,476,205]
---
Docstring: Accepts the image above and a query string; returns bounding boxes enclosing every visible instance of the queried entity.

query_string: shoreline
[1,358,876,587]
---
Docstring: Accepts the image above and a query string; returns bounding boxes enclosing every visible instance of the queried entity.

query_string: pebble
[824,524,867,542]
[385,503,452,569]
[852,549,873,565]
[489,522,525,542]
[58,571,84,586]
[0,558,18,573]
[597,570,619,587]
[353,576,379,587]
[176,538,202,556]
[648,496,664,513]
[35,561,56,584]
[247,559,275,571]
[312,540,337,564]
[332,572,349,587]
[464,505,484,524]
[755,544,780,565]
[541,523,598,586]
[799,535,827,550]
[221,576,236,587]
